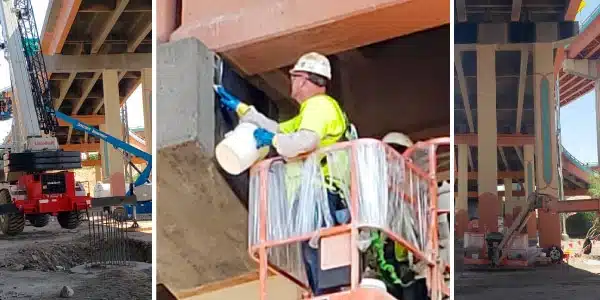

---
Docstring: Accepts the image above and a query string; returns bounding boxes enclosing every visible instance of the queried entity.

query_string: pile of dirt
[0,237,152,272]
[64,268,152,300]
[157,142,254,291]
[1,239,89,271]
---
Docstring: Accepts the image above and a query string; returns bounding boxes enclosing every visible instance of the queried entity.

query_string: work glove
[213,85,250,116]
[253,128,275,148]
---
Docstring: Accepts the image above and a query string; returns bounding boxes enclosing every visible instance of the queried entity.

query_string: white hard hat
[290,52,332,80]
[382,132,413,148]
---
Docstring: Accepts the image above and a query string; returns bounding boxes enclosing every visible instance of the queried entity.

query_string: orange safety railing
[247,138,450,299]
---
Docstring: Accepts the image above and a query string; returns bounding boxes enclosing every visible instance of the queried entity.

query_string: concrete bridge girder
[562,58,600,80]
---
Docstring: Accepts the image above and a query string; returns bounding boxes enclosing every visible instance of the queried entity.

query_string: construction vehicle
[247,137,451,300]
[0,0,136,235]
[463,192,569,267]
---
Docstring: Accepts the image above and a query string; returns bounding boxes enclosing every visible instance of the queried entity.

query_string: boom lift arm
[487,192,545,266]
[54,111,152,194]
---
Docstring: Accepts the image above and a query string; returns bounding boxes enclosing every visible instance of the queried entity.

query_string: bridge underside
[454,0,600,249]
[42,0,151,150]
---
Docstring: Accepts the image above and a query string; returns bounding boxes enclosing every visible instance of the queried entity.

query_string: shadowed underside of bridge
[41,0,151,152]
[454,0,592,196]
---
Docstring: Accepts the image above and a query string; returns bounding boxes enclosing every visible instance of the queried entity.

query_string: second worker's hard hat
[382,132,414,148]
[290,52,332,80]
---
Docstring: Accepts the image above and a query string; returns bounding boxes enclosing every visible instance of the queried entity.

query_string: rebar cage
[248,138,450,299]
[87,210,132,267]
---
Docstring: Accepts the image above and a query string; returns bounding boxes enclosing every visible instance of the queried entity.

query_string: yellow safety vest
[278,94,350,199]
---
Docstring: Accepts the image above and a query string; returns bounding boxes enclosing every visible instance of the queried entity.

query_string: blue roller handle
[214,85,241,111]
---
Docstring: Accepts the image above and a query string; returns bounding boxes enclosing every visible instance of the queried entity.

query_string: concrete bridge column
[456,143,469,238]
[533,43,561,248]
[503,178,514,227]
[596,79,600,163]
[102,70,126,197]
[523,144,538,240]
[476,45,500,233]
[99,124,107,180]
[142,68,152,152]
[94,165,102,183]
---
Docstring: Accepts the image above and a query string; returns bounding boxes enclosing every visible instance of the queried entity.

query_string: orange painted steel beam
[42,0,82,55]
[61,143,99,152]
[562,153,591,183]
[454,134,534,146]
[565,0,583,21]
[157,0,178,44]
[461,189,590,198]
[553,199,600,213]
[57,115,105,127]
[566,16,600,59]
[171,0,449,75]
[454,171,524,180]
[81,156,146,167]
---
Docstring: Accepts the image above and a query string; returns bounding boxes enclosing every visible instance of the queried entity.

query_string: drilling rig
[0,0,135,235]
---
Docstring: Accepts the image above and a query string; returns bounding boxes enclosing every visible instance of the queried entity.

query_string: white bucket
[215,122,269,175]
[359,278,387,292]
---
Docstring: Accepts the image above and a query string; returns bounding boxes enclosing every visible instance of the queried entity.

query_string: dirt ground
[156,142,254,292]
[0,216,152,299]
[455,239,600,300]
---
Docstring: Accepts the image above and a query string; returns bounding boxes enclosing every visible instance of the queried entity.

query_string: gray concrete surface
[156,142,253,291]
[454,239,600,300]
[0,218,152,299]
[157,38,215,150]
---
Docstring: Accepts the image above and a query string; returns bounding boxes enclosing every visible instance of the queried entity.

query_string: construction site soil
[0,218,152,299]
[157,142,254,292]
[455,239,600,300]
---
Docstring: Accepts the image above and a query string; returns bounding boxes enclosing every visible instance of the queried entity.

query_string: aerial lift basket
[248,138,450,299]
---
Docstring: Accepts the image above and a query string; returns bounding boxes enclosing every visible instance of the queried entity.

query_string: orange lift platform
[247,138,451,299]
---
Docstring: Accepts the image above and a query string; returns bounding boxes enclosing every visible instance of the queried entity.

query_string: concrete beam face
[562,59,600,80]
[102,70,125,194]
[142,68,152,154]
[456,144,469,238]
[43,54,152,73]
[157,38,214,151]
[172,0,449,75]
[477,45,500,232]
[533,43,561,248]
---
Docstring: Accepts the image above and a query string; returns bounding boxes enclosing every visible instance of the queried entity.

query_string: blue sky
[560,0,600,163]
[0,2,144,142]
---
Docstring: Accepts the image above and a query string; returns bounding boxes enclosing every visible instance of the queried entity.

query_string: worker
[215,52,355,296]
[367,132,427,300]
[382,131,414,154]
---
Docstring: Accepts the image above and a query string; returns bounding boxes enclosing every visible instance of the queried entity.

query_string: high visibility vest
[278,94,352,200]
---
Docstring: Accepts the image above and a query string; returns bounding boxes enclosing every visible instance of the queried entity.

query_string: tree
[589,173,600,197]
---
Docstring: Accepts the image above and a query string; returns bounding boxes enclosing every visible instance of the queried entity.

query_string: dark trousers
[301,190,348,296]
[387,278,429,300]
